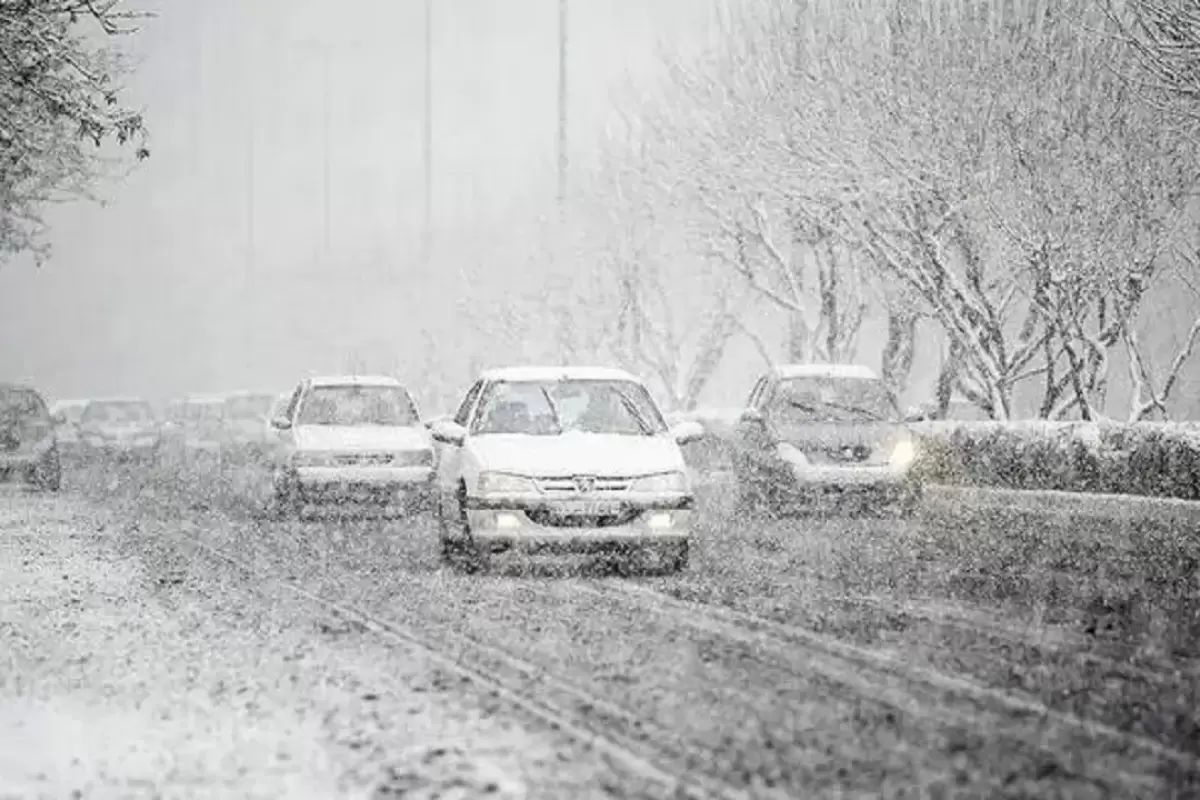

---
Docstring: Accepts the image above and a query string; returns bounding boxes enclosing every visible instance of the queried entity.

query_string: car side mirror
[669,420,705,446]
[430,420,467,446]
[270,415,292,430]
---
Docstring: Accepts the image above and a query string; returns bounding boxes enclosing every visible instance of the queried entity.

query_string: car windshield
[82,401,155,425]
[223,394,276,421]
[772,377,898,422]
[0,389,48,424]
[296,385,419,427]
[471,379,667,437]
[186,402,224,423]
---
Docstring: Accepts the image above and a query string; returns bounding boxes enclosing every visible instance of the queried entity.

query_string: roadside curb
[923,484,1200,527]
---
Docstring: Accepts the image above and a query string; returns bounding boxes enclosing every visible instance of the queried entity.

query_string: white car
[429,366,705,573]
[269,375,435,515]
[77,397,162,465]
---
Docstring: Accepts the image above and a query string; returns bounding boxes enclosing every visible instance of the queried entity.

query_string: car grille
[804,445,876,465]
[535,475,633,495]
[332,450,431,467]
[525,506,642,528]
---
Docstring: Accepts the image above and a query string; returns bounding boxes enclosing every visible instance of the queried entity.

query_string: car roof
[307,374,404,389]
[182,393,229,405]
[480,365,644,384]
[85,396,153,405]
[773,363,879,381]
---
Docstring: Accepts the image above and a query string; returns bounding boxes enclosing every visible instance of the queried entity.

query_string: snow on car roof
[774,363,879,380]
[308,374,404,388]
[85,396,153,405]
[480,365,644,384]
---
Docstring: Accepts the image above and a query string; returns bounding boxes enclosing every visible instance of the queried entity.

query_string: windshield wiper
[613,388,654,435]
[537,387,565,435]
[789,398,883,421]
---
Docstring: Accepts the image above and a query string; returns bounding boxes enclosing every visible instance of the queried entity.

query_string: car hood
[467,432,685,477]
[294,425,431,453]
[774,419,911,450]
[83,422,159,438]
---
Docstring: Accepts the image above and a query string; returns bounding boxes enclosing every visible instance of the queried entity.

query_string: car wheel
[441,485,487,574]
[665,541,688,574]
[34,450,62,492]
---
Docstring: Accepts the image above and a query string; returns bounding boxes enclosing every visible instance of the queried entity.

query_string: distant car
[429,365,704,573]
[269,375,436,516]
[49,398,89,462]
[730,364,921,515]
[0,384,62,491]
[77,397,161,465]
[220,391,279,462]
[162,394,228,469]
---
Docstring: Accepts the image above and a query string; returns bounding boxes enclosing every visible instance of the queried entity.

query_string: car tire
[666,541,689,573]
[440,486,488,574]
[34,450,62,492]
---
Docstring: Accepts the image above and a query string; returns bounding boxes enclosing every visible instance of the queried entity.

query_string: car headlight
[891,438,916,468]
[776,442,808,464]
[630,471,688,493]
[476,471,539,495]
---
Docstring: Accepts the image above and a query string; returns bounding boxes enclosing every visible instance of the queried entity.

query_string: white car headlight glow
[630,471,688,493]
[776,442,808,464]
[476,471,539,495]
[891,438,917,468]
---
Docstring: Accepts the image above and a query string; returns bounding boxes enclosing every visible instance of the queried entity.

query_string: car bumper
[292,466,435,505]
[461,494,693,554]
[780,463,921,505]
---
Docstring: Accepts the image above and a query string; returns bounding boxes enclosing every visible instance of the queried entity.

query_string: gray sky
[0,0,722,405]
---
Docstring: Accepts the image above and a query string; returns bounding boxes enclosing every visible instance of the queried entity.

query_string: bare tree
[0,0,151,265]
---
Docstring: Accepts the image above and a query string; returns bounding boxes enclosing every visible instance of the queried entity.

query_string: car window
[0,389,49,424]
[294,385,420,427]
[82,401,155,425]
[470,379,668,437]
[454,381,484,427]
[224,394,276,421]
[771,377,899,422]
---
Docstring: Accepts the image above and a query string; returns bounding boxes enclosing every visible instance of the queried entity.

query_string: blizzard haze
[0,0,722,411]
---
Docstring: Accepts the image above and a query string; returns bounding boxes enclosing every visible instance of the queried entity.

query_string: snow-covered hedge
[909,421,1200,502]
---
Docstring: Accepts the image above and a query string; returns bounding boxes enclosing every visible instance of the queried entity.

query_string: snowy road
[4,471,1199,798]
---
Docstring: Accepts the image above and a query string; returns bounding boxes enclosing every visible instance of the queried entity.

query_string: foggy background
[0,0,725,411]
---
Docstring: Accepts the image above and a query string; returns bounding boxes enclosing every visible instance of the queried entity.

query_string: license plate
[557,500,623,517]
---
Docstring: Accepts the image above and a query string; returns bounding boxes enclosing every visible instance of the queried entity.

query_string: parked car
[220,391,279,462]
[0,384,61,491]
[49,398,89,463]
[161,394,228,470]
[77,397,161,466]
[269,375,435,516]
[730,364,922,516]
[428,365,704,574]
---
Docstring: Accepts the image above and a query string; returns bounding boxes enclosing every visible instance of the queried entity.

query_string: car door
[435,380,483,506]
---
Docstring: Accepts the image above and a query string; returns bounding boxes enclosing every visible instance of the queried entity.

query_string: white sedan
[269,375,436,516]
[429,366,704,573]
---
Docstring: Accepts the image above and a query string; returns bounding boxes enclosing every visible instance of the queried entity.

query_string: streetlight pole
[320,44,332,262]
[422,0,433,265]
[556,0,568,214]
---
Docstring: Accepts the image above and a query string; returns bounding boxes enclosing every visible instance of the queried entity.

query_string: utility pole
[556,0,568,214]
[422,0,433,265]
[320,44,332,262]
